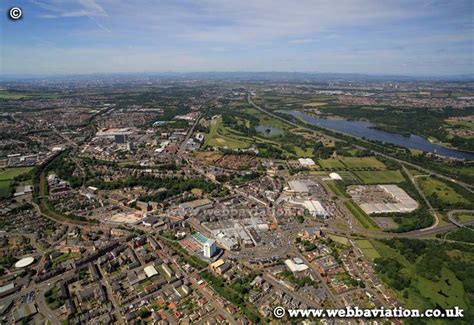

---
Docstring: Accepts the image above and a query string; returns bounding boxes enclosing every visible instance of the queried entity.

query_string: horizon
[1,0,473,76]
[2,71,474,81]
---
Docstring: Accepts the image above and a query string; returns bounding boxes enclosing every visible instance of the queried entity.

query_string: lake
[282,110,474,160]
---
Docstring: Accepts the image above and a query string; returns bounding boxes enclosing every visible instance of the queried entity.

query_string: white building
[203,239,217,258]
[298,158,316,167]
[303,200,329,218]
[329,172,343,180]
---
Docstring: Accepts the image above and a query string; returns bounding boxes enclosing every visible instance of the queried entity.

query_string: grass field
[336,171,360,183]
[354,170,405,184]
[0,167,34,181]
[372,241,468,311]
[0,89,28,100]
[328,234,350,246]
[344,200,378,230]
[0,167,33,198]
[303,102,328,107]
[355,240,381,260]
[319,156,386,170]
[319,159,346,169]
[340,157,386,169]
[327,181,348,197]
[456,214,474,222]
[204,117,251,149]
[418,177,470,206]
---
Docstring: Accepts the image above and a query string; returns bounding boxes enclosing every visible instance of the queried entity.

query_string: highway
[447,210,474,228]
[247,93,474,238]
[246,94,474,193]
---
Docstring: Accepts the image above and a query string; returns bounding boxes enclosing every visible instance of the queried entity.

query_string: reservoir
[282,110,474,160]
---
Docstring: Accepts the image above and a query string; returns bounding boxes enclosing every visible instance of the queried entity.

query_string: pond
[255,124,284,137]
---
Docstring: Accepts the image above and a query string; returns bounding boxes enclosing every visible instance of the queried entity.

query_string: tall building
[203,239,217,258]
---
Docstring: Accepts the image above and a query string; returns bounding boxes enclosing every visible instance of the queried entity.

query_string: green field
[340,157,386,169]
[327,181,348,197]
[0,167,34,181]
[354,170,405,184]
[344,200,378,230]
[456,214,474,222]
[319,159,346,169]
[319,156,385,170]
[204,117,251,149]
[0,89,28,100]
[372,240,469,312]
[0,167,33,198]
[355,240,381,260]
[418,177,471,206]
[328,234,350,246]
[336,171,360,183]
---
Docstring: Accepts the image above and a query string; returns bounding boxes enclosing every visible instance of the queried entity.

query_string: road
[447,210,474,228]
[402,165,439,230]
[247,94,474,193]
[247,93,474,239]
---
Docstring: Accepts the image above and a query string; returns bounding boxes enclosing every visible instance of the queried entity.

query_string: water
[255,124,284,137]
[282,110,474,160]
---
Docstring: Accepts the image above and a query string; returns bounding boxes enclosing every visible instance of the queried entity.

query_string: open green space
[52,252,78,266]
[0,167,34,181]
[319,156,385,170]
[344,200,378,230]
[326,181,348,197]
[0,89,28,100]
[0,167,33,198]
[319,158,346,169]
[204,109,319,159]
[354,170,405,184]
[340,157,386,169]
[328,234,350,246]
[417,176,473,209]
[44,287,64,310]
[204,117,251,149]
[336,171,360,183]
[371,239,472,319]
[456,214,474,222]
[355,240,381,260]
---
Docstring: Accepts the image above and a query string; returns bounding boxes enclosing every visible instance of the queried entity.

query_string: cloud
[32,0,107,17]
[2,0,473,75]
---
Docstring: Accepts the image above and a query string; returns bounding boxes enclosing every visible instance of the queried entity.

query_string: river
[282,110,474,160]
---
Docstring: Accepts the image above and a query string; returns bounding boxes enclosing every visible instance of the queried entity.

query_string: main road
[246,94,474,193]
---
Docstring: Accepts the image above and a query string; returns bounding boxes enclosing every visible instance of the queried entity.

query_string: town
[0,77,473,324]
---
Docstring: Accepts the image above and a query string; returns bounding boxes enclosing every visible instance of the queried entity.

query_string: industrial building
[178,199,213,213]
[348,184,419,214]
[298,158,316,167]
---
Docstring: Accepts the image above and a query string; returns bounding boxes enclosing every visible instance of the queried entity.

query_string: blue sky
[1,0,473,76]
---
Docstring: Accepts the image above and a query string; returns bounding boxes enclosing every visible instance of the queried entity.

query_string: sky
[0,0,473,76]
